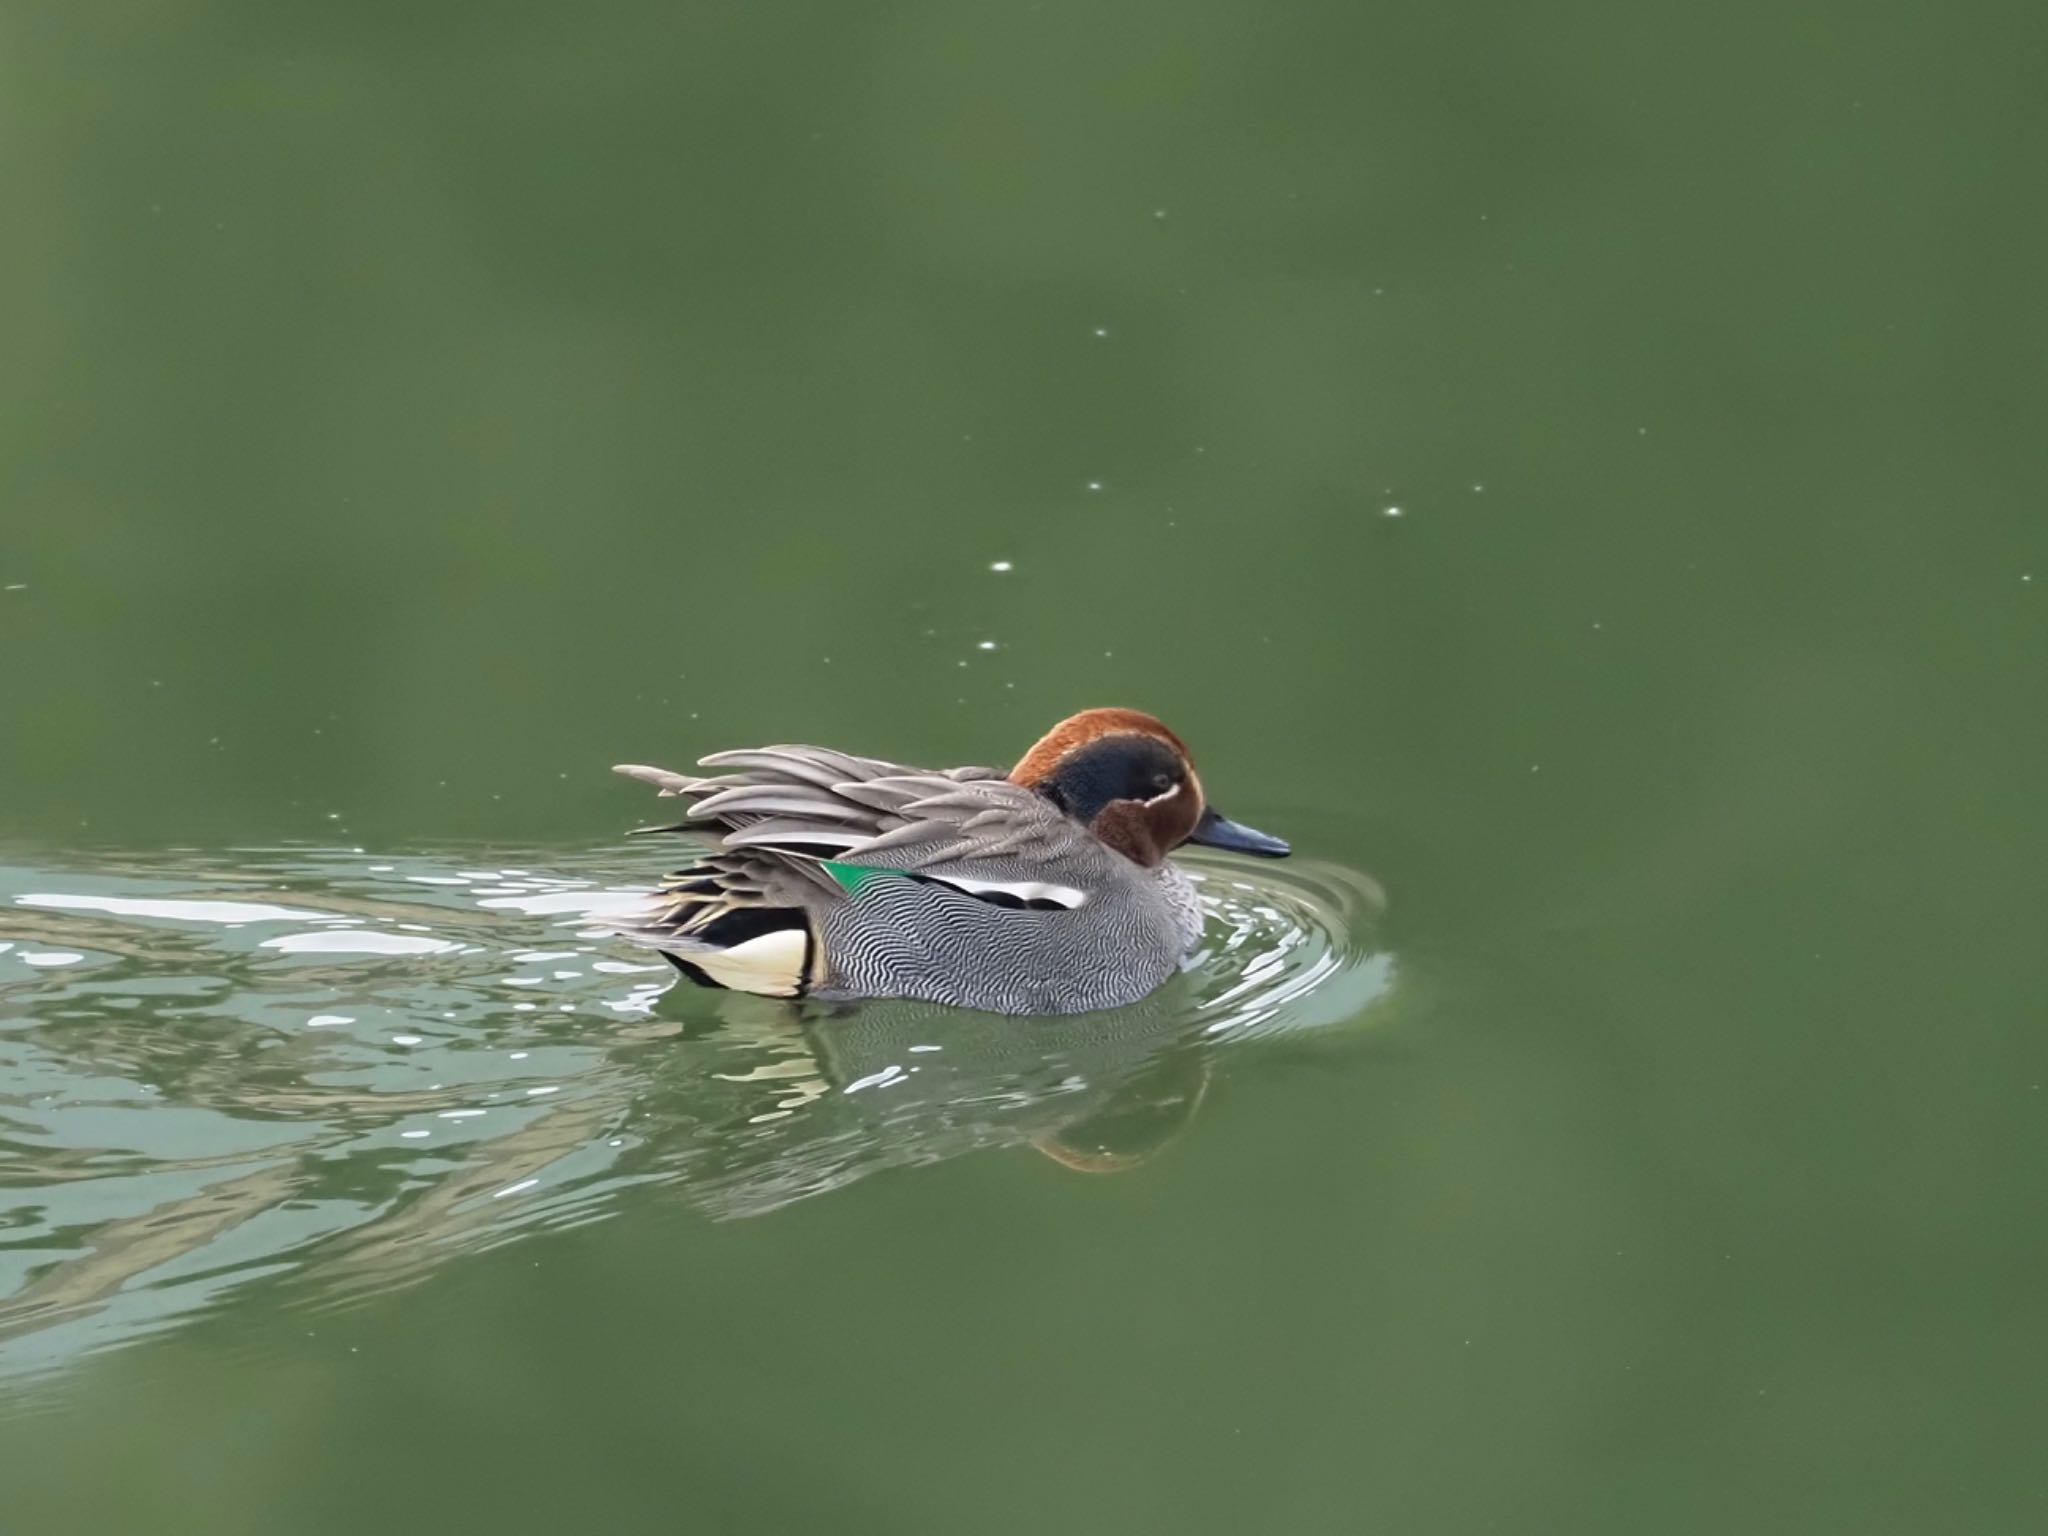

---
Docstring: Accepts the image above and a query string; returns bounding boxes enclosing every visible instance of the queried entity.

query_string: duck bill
[1187,806,1290,858]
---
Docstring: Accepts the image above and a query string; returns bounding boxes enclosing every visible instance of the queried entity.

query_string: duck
[611,707,1289,1015]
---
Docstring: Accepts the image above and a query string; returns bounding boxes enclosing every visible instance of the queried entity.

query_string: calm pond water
[4,0,2047,1531]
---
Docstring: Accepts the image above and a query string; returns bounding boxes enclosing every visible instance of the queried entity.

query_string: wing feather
[615,744,1090,879]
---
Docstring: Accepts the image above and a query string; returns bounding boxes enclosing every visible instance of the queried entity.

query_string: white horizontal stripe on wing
[931,874,1087,909]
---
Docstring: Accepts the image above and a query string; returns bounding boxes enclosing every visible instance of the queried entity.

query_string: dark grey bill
[1186,806,1291,857]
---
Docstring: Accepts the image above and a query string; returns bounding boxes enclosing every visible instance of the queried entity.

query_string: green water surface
[3,1,2046,1532]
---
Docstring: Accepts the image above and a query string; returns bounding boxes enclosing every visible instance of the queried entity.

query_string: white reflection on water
[17,893,335,924]
[0,842,1390,1383]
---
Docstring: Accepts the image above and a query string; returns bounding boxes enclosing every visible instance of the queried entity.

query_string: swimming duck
[611,707,1289,1015]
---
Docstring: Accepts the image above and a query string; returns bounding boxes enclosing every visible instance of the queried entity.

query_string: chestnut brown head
[1010,708,1290,868]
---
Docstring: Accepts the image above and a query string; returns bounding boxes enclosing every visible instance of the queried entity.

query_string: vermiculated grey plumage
[611,745,1205,1013]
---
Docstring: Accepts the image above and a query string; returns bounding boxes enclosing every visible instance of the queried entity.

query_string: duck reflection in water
[633,979,1231,1220]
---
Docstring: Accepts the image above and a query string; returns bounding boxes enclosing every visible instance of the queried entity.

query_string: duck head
[1010,707,1291,868]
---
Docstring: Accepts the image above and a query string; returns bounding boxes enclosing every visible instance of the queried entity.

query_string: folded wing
[608,745,1103,997]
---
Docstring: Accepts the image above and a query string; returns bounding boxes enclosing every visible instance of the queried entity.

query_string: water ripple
[0,842,1390,1381]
